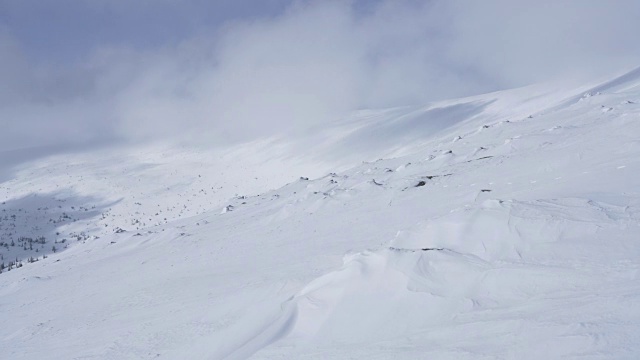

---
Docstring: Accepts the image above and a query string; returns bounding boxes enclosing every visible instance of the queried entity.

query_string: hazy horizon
[2,0,640,152]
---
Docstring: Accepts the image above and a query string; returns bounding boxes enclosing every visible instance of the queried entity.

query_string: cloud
[441,0,640,85]
[1,0,639,152]
[111,0,491,144]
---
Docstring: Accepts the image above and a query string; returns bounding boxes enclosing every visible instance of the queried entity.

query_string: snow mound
[279,248,484,345]
[390,198,609,261]
[229,196,628,357]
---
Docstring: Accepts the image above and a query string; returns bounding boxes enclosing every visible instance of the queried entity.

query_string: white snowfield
[1,68,640,359]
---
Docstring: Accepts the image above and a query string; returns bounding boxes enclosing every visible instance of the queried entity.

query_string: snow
[1,68,640,359]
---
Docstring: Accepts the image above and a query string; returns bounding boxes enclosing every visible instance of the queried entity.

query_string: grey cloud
[441,0,640,86]
[0,0,639,153]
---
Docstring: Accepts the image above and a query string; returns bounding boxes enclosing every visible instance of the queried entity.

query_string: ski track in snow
[1,68,640,359]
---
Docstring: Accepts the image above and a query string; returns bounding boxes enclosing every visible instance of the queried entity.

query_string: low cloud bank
[1,0,639,151]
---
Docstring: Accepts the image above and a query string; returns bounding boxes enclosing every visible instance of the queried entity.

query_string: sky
[1,0,640,152]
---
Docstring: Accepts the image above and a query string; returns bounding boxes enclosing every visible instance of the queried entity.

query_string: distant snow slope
[1,68,639,359]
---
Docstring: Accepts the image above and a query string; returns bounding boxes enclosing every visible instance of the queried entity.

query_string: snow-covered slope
[1,68,640,359]
[0,75,582,265]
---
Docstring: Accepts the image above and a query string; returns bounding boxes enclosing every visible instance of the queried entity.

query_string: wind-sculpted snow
[1,68,640,359]
[391,198,614,261]
[231,197,638,358]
